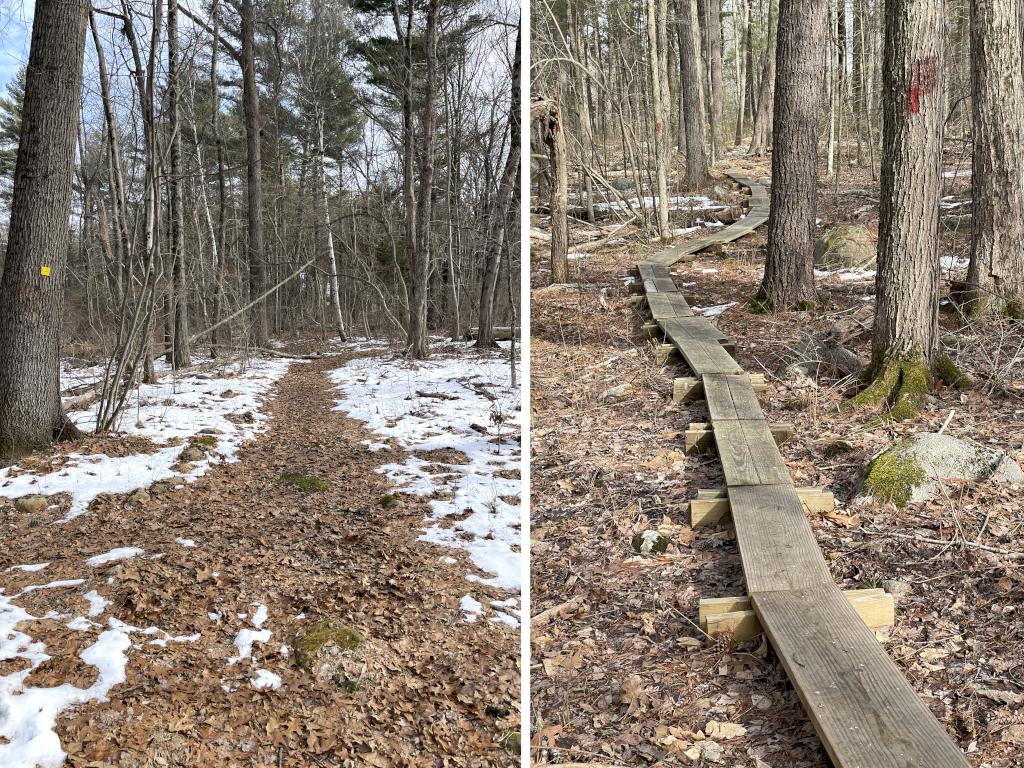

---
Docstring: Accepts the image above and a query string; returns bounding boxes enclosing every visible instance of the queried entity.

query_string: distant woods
[531,0,1024,421]
[0,0,520,458]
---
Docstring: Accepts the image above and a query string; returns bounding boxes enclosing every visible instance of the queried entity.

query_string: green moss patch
[279,472,331,493]
[863,447,927,508]
[295,620,362,674]
[379,494,400,509]
[935,355,972,389]
[848,356,930,422]
[193,435,217,448]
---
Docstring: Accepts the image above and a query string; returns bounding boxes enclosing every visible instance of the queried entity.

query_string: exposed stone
[631,530,669,555]
[14,495,49,514]
[814,224,876,270]
[882,579,912,599]
[781,338,863,380]
[861,433,1024,507]
[179,446,206,463]
[597,383,633,403]
[129,489,151,506]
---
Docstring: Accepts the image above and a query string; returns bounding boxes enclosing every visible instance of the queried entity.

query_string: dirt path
[1,355,519,767]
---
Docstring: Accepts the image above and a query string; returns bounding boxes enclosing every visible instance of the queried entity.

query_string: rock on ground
[861,432,1024,507]
[814,224,876,270]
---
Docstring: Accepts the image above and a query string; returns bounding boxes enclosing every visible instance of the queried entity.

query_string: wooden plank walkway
[635,172,969,767]
[643,172,771,267]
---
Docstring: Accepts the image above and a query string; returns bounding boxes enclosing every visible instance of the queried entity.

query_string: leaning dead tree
[533,96,569,285]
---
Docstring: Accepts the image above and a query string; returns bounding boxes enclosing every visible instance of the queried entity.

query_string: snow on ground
[0,567,201,768]
[330,342,521,627]
[1,357,293,521]
[692,302,738,317]
[593,194,728,214]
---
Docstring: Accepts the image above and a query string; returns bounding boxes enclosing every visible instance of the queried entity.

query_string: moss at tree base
[863,447,927,508]
[846,356,930,422]
[935,354,972,389]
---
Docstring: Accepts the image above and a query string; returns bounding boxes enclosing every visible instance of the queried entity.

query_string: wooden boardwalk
[636,172,969,768]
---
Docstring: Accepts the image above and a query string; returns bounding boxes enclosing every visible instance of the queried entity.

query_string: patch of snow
[20,579,85,594]
[0,593,132,768]
[490,611,519,627]
[175,537,196,548]
[459,595,484,622]
[250,669,282,690]
[693,302,737,317]
[83,591,110,618]
[943,169,971,178]
[593,194,727,214]
[331,345,521,628]
[66,617,96,631]
[7,563,49,573]
[701,268,718,274]
[941,255,969,271]
[3,358,293,521]
[360,440,389,452]
[228,628,272,664]
[85,547,144,567]
[250,603,268,629]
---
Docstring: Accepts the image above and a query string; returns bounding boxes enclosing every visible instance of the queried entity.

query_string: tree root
[847,356,930,422]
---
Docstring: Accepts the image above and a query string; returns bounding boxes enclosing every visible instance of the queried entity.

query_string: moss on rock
[863,446,927,508]
[295,620,362,674]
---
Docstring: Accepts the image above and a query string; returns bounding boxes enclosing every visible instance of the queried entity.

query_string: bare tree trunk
[318,114,347,341]
[407,0,438,359]
[535,97,568,284]
[748,0,777,155]
[854,0,945,420]
[648,0,671,240]
[168,0,190,368]
[241,0,268,346]
[478,24,520,348]
[734,0,749,144]
[707,0,724,161]
[966,0,1024,315]
[0,0,88,458]
[679,0,709,189]
[210,0,229,356]
[757,0,825,310]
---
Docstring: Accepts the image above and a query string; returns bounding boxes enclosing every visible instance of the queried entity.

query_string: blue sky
[0,0,33,92]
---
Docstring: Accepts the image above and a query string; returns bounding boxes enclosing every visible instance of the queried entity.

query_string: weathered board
[646,293,694,320]
[753,587,970,768]
[703,373,765,422]
[713,419,791,486]
[726,483,833,592]
[661,318,742,376]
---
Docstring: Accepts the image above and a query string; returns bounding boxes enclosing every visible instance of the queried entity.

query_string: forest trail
[1,353,519,767]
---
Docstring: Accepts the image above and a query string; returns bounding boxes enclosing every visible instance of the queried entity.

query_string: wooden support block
[689,487,835,527]
[630,295,647,307]
[684,421,793,454]
[672,374,766,403]
[700,589,894,642]
[641,322,662,339]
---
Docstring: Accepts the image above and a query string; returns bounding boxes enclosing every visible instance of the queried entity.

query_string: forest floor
[0,341,521,767]
[530,151,1024,767]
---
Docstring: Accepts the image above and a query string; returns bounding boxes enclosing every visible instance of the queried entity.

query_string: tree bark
[678,0,709,189]
[535,97,568,284]
[318,114,347,342]
[748,0,777,155]
[168,0,190,368]
[706,0,724,161]
[966,0,1024,315]
[757,0,825,310]
[240,0,268,346]
[478,24,521,348]
[859,0,944,417]
[0,0,88,458]
[647,0,671,240]
[406,0,438,360]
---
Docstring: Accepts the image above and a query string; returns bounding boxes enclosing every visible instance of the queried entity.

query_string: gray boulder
[861,432,1024,507]
[814,224,876,270]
